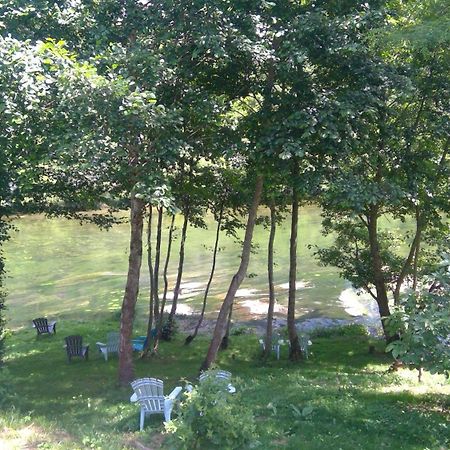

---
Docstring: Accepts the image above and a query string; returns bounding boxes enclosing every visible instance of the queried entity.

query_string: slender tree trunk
[143,206,154,353]
[288,171,302,361]
[153,207,163,326]
[186,207,223,345]
[220,303,233,350]
[263,202,277,359]
[200,175,264,371]
[412,232,421,292]
[393,208,423,305]
[168,209,189,323]
[367,207,394,343]
[118,195,145,385]
[152,214,176,352]
[162,215,176,305]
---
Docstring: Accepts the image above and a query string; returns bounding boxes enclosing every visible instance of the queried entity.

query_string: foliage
[160,316,178,342]
[311,323,369,339]
[165,373,257,450]
[386,256,450,377]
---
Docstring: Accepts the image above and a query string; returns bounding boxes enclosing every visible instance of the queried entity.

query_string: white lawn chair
[259,338,285,360]
[299,334,312,359]
[96,332,119,361]
[130,378,182,431]
[189,369,235,394]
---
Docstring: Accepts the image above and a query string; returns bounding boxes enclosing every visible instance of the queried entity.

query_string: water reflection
[4,206,411,329]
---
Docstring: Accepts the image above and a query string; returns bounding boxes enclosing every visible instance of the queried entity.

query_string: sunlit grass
[1,322,448,449]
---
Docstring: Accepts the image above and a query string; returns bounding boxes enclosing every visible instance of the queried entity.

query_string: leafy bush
[311,323,369,339]
[164,373,258,450]
[386,255,450,377]
[230,325,253,336]
[161,316,178,341]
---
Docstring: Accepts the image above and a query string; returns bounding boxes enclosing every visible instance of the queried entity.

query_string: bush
[230,325,253,336]
[311,323,369,339]
[164,373,258,450]
[386,256,450,377]
[161,316,178,341]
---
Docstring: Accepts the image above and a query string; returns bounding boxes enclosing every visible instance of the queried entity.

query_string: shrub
[164,374,258,450]
[230,325,253,336]
[161,316,178,341]
[386,255,450,377]
[311,323,369,339]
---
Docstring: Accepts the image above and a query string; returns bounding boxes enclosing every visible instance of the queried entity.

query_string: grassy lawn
[1,320,449,449]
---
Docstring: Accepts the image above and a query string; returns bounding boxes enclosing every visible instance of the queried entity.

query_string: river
[4,206,408,329]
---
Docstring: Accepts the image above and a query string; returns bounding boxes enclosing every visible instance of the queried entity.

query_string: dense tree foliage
[0,0,448,378]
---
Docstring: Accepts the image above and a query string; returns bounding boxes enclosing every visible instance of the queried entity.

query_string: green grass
[1,321,449,449]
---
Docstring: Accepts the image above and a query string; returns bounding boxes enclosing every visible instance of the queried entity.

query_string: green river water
[4,206,409,330]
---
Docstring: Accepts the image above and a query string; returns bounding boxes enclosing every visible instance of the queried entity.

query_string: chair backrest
[131,378,165,413]
[199,370,232,383]
[107,332,120,352]
[33,318,49,334]
[65,335,83,356]
[299,334,310,357]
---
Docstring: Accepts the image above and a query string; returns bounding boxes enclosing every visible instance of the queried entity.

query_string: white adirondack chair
[199,369,232,383]
[299,334,312,359]
[130,378,182,431]
[194,369,235,394]
[96,332,119,361]
[259,338,285,360]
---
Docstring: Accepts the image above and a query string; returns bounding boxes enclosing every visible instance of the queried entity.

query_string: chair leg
[164,400,173,422]
[140,409,145,431]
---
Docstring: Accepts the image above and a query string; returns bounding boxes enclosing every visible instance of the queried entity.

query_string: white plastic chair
[192,369,235,394]
[259,338,285,360]
[96,332,120,361]
[130,378,182,431]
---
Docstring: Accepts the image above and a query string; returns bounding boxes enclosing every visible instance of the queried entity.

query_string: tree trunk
[168,209,189,323]
[412,232,421,292]
[143,206,155,353]
[143,206,163,356]
[186,207,223,345]
[118,195,145,385]
[367,207,394,343]
[220,303,233,350]
[153,207,163,326]
[162,215,176,305]
[393,207,423,305]
[200,175,264,371]
[263,202,277,359]
[288,172,302,361]
[153,214,175,351]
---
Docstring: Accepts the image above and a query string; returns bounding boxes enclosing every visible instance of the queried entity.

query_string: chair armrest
[96,342,106,347]
[227,384,236,394]
[167,386,182,400]
[130,392,137,402]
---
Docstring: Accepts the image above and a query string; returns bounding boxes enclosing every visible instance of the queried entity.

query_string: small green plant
[164,375,258,450]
